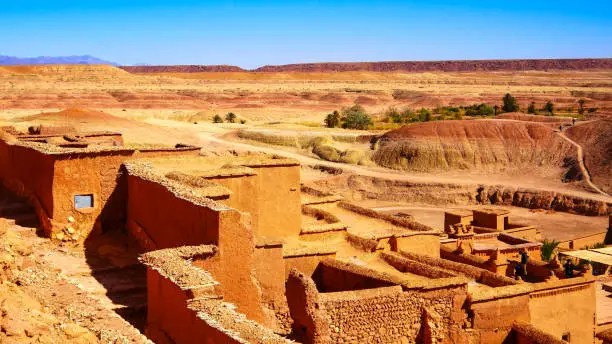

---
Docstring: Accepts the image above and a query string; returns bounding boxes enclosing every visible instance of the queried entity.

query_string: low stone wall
[337,201,435,232]
[286,264,469,344]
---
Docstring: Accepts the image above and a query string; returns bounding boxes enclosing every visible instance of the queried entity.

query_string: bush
[588,107,598,113]
[312,144,340,162]
[502,93,519,112]
[212,114,223,123]
[324,110,341,128]
[340,105,373,130]
[544,101,554,114]
[527,102,536,114]
[225,112,237,123]
[417,108,431,122]
[240,119,246,124]
[464,104,494,117]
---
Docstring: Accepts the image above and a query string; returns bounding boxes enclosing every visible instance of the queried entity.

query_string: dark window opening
[74,194,94,209]
[562,332,571,342]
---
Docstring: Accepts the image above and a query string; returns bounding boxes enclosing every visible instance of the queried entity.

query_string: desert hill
[566,119,612,193]
[120,58,612,73]
[372,120,575,174]
[14,108,198,145]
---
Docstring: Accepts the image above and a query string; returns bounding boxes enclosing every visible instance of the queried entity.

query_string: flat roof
[445,209,473,217]
[474,208,511,216]
[132,153,300,178]
[561,250,612,266]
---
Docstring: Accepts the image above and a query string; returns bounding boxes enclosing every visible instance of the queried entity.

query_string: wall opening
[74,194,94,209]
[562,332,571,342]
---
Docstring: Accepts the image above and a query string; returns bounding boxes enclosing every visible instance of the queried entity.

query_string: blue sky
[1,0,611,68]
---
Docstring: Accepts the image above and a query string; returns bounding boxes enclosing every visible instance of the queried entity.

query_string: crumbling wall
[529,277,596,343]
[254,239,289,331]
[142,245,289,344]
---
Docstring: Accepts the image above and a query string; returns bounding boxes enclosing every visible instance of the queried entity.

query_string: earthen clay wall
[473,211,506,231]
[320,285,467,344]
[444,212,473,232]
[206,164,301,238]
[126,174,221,248]
[253,240,289,330]
[0,140,55,232]
[529,278,596,343]
[558,231,607,250]
[142,246,289,344]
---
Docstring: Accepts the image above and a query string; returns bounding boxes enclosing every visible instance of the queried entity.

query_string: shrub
[527,102,536,114]
[588,107,598,113]
[578,99,586,115]
[212,114,223,123]
[417,108,431,122]
[340,105,373,130]
[464,104,494,117]
[544,101,554,114]
[225,112,237,123]
[502,93,519,112]
[240,119,246,124]
[324,110,341,128]
[312,144,340,162]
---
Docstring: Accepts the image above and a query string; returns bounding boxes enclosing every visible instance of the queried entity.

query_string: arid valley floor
[0,60,611,344]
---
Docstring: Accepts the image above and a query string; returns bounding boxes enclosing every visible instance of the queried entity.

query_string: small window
[562,332,571,342]
[74,194,94,209]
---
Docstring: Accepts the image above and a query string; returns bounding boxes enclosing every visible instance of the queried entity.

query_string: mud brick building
[0,126,599,344]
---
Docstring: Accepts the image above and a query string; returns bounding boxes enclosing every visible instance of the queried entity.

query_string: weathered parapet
[510,322,568,344]
[140,245,290,344]
[528,275,596,343]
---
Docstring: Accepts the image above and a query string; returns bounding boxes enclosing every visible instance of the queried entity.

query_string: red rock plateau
[120,58,612,73]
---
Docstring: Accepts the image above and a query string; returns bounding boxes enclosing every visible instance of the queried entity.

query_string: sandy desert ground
[0,64,610,238]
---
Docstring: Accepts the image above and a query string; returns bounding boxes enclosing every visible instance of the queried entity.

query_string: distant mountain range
[0,55,118,66]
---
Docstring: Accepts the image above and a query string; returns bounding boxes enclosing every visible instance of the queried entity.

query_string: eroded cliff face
[566,119,612,194]
[317,175,610,216]
[372,120,575,174]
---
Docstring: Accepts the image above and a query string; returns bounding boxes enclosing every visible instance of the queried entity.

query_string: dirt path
[558,129,610,197]
[201,132,612,204]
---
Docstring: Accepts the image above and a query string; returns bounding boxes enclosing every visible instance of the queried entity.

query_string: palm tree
[225,112,237,123]
[541,239,561,262]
